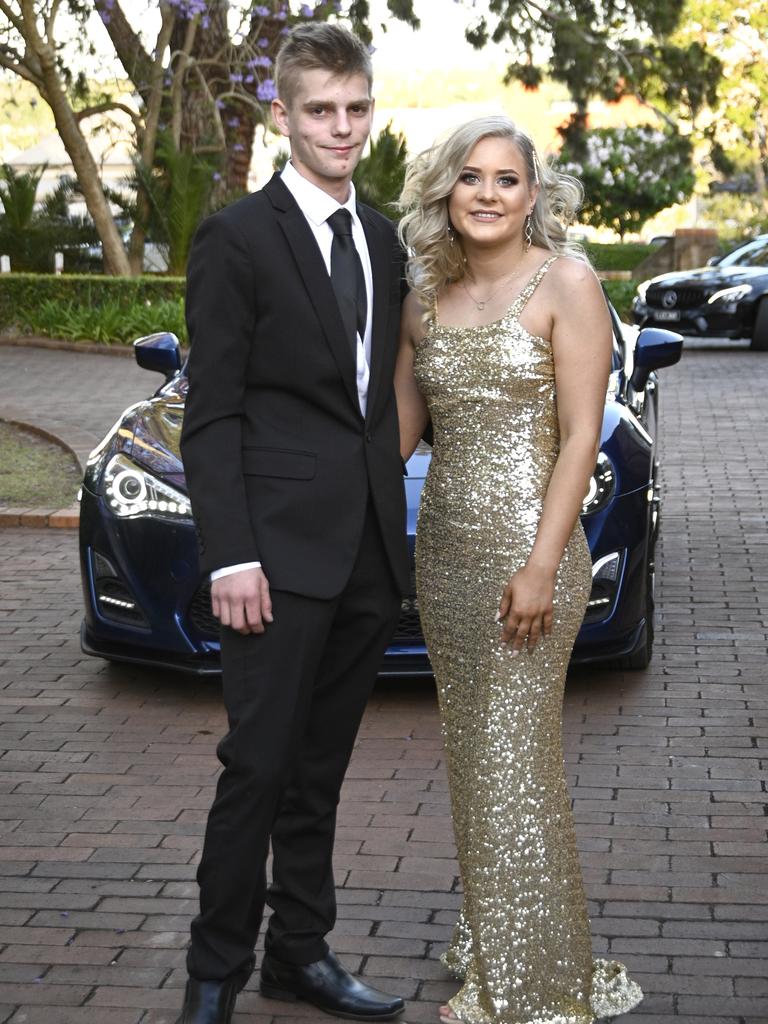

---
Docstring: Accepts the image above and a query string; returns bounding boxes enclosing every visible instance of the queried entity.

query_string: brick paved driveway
[0,341,766,1023]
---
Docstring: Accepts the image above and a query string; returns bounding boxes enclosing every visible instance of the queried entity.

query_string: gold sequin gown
[413,258,643,1024]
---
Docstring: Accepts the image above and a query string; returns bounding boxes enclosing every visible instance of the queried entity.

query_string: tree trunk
[755,110,768,216]
[170,0,282,197]
[23,6,131,275]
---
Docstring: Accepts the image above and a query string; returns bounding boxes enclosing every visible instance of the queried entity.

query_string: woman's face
[447,135,538,252]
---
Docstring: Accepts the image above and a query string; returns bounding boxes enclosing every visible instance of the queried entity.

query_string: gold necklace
[460,268,524,311]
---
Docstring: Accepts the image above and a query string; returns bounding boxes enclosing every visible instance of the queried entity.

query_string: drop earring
[524,214,533,252]
[448,224,456,246]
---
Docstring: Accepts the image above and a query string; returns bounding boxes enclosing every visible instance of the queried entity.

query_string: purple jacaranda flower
[230,72,243,83]
[212,171,222,181]
[258,36,269,47]
[257,79,277,101]
[248,55,272,67]
[233,143,245,152]
[300,3,313,16]
[254,4,270,14]
[227,117,240,127]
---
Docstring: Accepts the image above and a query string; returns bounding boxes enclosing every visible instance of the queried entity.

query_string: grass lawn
[0,421,81,508]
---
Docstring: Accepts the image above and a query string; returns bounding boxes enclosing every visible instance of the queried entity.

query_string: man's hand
[211,567,273,635]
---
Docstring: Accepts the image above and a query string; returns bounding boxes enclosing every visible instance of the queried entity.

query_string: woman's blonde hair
[398,115,586,307]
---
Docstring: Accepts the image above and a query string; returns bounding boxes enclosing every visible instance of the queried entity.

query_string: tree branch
[94,0,155,101]
[74,100,143,132]
[170,14,199,149]
[44,0,63,41]
[0,0,24,33]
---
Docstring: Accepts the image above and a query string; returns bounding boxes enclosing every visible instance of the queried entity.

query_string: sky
[90,1,507,75]
[366,0,506,72]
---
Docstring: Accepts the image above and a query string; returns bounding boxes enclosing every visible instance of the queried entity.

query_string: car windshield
[718,238,768,268]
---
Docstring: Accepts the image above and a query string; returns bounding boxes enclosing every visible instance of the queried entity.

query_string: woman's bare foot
[439,1005,461,1024]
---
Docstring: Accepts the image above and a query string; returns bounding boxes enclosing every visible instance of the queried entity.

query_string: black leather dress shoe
[177,977,238,1024]
[260,950,405,1020]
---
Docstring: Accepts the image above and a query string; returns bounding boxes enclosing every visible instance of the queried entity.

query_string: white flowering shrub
[558,125,695,238]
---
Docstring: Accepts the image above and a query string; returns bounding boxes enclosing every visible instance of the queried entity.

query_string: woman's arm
[394,291,430,461]
[498,260,612,653]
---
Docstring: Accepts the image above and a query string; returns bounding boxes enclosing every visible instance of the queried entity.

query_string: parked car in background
[632,234,768,350]
[79,310,682,677]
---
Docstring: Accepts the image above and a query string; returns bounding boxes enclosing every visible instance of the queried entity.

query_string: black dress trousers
[187,502,401,984]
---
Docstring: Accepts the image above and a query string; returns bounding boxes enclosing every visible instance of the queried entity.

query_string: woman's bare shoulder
[548,254,600,287]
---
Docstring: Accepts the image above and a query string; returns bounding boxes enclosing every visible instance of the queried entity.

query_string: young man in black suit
[177,22,410,1024]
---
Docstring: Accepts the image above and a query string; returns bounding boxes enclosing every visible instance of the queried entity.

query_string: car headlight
[582,452,616,516]
[101,452,192,521]
[707,283,752,305]
[634,280,650,304]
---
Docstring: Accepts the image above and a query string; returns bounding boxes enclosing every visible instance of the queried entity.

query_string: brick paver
[0,339,766,1022]
[0,344,150,470]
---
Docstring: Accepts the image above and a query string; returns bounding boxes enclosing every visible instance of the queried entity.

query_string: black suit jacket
[180,173,409,599]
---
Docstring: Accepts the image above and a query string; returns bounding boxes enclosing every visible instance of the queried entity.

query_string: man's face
[272,69,374,199]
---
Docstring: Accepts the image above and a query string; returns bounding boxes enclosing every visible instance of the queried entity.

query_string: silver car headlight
[707,283,752,305]
[634,280,650,304]
[582,452,616,516]
[101,452,192,521]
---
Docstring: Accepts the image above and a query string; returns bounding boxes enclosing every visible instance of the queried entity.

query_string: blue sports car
[79,308,681,675]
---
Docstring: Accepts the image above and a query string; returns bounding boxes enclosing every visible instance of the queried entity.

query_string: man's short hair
[275,23,373,107]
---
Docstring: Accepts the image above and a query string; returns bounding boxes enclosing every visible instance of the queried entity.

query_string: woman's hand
[497,563,556,655]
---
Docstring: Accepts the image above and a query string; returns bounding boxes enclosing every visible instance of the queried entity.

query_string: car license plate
[655,310,681,321]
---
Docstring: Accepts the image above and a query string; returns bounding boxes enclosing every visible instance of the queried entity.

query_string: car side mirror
[706,255,721,266]
[134,332,182,380]
[630,327,683,391]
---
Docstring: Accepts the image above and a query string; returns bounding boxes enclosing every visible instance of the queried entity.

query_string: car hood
[127,388,186,486]
[647,265,766,288]
[128,377,433,495]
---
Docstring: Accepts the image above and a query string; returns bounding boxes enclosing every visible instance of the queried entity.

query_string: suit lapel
[359,206,391,423]
[264,174,361,416]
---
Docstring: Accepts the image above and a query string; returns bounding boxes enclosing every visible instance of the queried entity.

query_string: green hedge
[586,242,655,272]
[603,279,638,321]
[1,269,639,343]
[0,273,186,345]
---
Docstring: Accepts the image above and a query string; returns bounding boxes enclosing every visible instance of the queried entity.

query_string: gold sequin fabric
[413,258,642,1024]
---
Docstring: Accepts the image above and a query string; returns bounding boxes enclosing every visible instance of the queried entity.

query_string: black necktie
[327,208,367,354]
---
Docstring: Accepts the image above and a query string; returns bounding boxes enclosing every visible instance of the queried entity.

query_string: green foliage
[559,126,696,239]
[352,123,408,218]
[26,296,186,345]
[0,164,100,272]
[0,273,186,343]
[0,163,42,231]
[699,192,767,240]
[461,0,721,124]
[586,243,655,272]
[673,0,768,208]
[603,280,638,321]
[132,133,219,276]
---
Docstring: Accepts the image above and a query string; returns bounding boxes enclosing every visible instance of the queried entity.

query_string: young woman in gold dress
[394,116,643,1024]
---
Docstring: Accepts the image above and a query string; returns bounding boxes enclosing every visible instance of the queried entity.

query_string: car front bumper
[631,300,753,338]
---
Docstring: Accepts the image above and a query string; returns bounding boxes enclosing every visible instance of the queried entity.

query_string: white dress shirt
[210,162,374,583]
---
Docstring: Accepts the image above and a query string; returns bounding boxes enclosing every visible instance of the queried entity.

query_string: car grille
[393,571,422,642]
[188,582,219,639]
[646,286,706,309]
[188,573,424,645]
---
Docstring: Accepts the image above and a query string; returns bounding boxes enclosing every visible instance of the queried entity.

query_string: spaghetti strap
[507,255,558,319]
